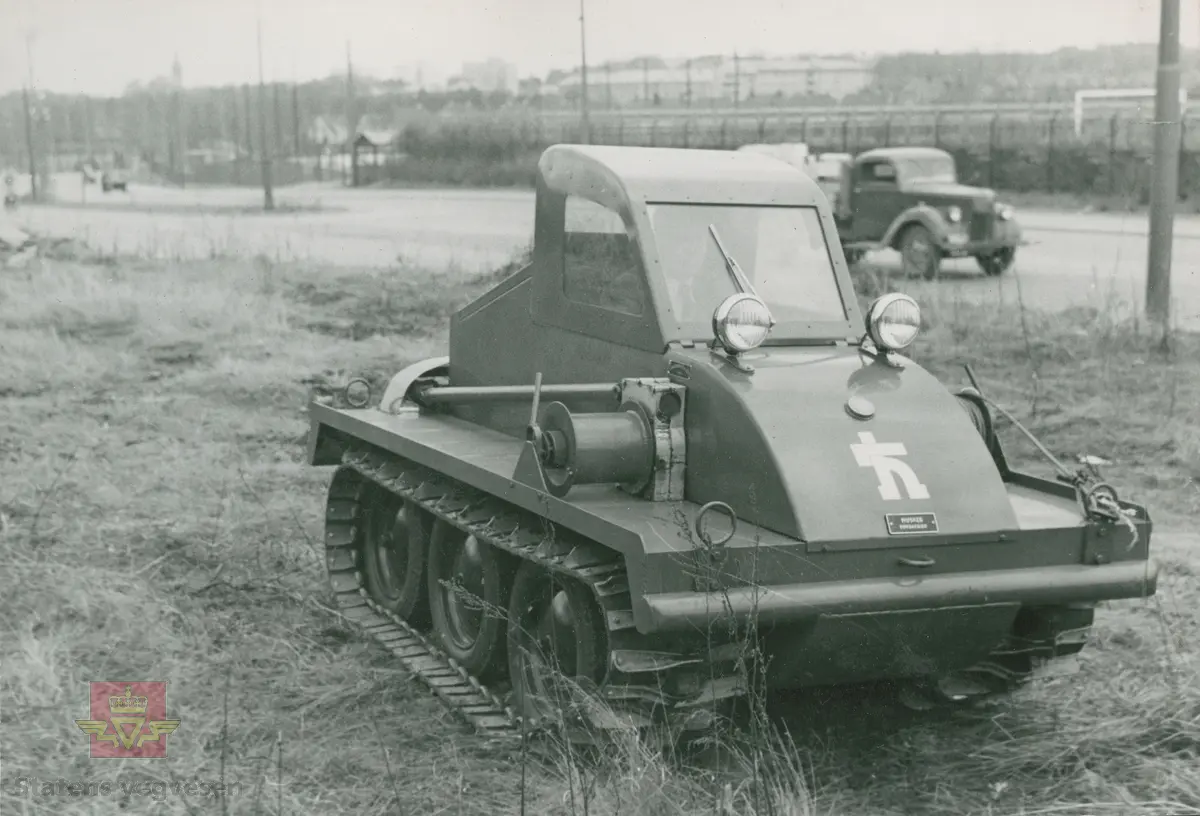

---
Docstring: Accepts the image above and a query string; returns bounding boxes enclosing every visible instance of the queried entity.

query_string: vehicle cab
[833,146,1021,279]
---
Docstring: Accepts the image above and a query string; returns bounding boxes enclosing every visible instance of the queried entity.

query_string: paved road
[10,176,1200,330]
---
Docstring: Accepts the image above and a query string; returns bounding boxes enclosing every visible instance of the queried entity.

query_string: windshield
[897,157,956,184]
[646,203,848,330]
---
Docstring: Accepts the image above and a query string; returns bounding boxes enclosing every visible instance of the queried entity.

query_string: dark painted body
[663,344,1018,545]
[309,143,1157,691]
[831,146,1022,257]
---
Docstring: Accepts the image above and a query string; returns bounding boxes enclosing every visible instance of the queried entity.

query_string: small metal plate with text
[885,512,939,536]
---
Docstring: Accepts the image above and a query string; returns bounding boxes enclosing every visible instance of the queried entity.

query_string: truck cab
[830,146,1022,279]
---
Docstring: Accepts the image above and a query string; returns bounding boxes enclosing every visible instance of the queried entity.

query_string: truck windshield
[646,203,848,328]
[898,157,956,184]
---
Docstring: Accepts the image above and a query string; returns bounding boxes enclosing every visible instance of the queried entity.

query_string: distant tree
[9,43,1200,163]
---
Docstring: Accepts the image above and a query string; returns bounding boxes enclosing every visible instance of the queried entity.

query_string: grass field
[1,245,1197,815]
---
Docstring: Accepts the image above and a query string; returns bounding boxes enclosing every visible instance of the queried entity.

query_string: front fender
[881,204,949,249]
[378,355,450,414]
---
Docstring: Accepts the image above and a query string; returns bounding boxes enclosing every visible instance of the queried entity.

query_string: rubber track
[322,442,728,742]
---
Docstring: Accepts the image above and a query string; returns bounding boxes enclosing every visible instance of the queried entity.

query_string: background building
[453,58,519,94]
[552,54,875,106]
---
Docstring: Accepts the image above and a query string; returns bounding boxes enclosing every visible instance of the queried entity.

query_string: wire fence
[4,100,1193,199]
[354,108,1194,199]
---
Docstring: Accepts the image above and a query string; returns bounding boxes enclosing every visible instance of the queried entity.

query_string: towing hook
[695,501,737,550]
[342,378,373,409]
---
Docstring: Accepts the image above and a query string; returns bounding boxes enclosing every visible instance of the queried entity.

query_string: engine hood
[905,180,997,203]
[668,344,1020,546]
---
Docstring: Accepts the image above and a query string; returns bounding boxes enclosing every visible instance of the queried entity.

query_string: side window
[863,161,897,183]
[563,195,645,316]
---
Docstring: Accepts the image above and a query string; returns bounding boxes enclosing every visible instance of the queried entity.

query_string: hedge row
[355,112,1193,197]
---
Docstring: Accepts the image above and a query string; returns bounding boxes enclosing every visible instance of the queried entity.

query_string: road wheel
[507,561,608,727]
[976,247,1016,277]
[899,225,941,280]
[427,518,514,679]
[359,483,432,626]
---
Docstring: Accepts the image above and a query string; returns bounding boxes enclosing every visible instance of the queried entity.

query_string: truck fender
[379,355,450,414]
[880,204,949,250]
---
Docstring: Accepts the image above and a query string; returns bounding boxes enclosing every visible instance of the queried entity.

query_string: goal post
[1074,88,1189,136]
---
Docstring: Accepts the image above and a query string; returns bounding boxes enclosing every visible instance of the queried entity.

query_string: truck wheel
[427,518,515,679]
[976,247,1015,277]
[507,560,608,726]
[899,225,941,281]
[359,483,432,627]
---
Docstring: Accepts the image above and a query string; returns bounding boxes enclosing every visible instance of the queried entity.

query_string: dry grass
[0,247,1197,815]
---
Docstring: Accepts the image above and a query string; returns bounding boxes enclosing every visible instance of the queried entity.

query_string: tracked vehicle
[306,144,1158,739]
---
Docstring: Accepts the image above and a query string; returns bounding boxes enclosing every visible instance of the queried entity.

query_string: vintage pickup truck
[740,144,1022,280]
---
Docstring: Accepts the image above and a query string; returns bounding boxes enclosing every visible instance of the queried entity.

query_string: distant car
[827,146,1021,279]
[101,169,128,193]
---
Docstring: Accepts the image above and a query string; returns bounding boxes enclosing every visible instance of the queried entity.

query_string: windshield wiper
[707,224,775,326]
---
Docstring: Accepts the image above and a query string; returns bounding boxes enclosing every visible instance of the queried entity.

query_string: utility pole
[346,41,356,128]
[256,15,275,210]
[230,87,241,160]
[173,54,186,187]
[292,82,301,157]
[273,81,284,157]
[83,96,92,164]
[25,29,47,197]
[1146,0,1180,346]
[22,86,37,202]
[243,83,253,158]
[605,63,612,109]
[685,59,692,108]
[733,51,741,109]
[345,40,356,186]
[578,0,591,144]
[643,58,649,107]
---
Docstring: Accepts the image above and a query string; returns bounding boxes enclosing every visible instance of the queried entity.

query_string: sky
[0,0,1197,96]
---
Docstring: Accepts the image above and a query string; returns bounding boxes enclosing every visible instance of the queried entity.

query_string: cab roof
[537,143,829,211]
[855,146,953,163]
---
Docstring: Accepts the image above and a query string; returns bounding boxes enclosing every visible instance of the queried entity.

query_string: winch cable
[972,392,1139,552]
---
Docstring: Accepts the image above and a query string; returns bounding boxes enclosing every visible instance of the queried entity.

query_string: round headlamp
[996,203,1014,221]
[946,205,963,223]
[712,293,773,353]
[866,293,921,352]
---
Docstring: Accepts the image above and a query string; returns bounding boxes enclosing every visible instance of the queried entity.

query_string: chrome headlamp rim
[865,293,922,352]
[946,205,963,223]
[712,292,772,354]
